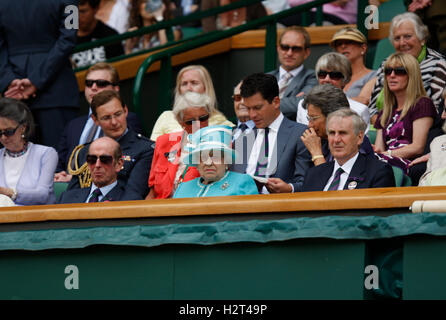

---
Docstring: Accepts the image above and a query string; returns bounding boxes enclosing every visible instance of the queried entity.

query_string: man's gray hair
[303,84,350,117]
[326,108,367,135]
[315,52,352,87]
[173,92,212,122]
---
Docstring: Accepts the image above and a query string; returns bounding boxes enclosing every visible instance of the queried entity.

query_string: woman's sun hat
[185,125,235,166]
[330,27,367,48]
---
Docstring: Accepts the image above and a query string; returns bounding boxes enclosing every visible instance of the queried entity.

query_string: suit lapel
[343,154,366,190]
[320,162,335,190]
[273,118,291,172]
[79,188,91,203]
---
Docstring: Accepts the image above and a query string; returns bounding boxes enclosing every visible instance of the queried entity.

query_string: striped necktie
[254,128,269,177]
[279,72,293,98]
[328,168,344,191]
[88,188,102,203]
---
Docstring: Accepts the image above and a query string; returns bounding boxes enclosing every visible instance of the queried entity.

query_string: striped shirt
[368,47,446,116]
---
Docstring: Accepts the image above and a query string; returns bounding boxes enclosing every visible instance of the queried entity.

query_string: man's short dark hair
[79,0,100,9]
[240,73,279,103]
[90,90,125,117]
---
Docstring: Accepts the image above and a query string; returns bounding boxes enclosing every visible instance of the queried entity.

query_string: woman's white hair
[389,12,429,43]
[173,92,212,122]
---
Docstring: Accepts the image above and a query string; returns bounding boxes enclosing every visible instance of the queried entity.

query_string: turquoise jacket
[173,171,258,198]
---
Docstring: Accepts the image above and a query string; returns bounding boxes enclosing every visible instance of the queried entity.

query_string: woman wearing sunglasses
[296,52,370,133]
[146,92,212,199]
[368,12,446,124]
[0,98,58,206]
[373,53,436,175]
[149,65,234,141]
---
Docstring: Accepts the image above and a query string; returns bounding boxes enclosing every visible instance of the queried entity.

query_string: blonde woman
[374,53,437,174]
[150,65,234,141]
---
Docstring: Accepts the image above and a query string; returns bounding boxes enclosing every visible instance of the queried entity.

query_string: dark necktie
[328,168,344,191]
[255,127,269,177]
[239,123,248,132]
[88,188,102,203]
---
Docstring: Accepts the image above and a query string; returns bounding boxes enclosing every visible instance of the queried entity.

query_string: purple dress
[374,97,437,174]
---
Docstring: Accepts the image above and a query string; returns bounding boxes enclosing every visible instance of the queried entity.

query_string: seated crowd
[1,7,446,207]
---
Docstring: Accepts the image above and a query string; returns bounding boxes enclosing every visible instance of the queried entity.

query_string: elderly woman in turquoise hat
[173,125,258,198]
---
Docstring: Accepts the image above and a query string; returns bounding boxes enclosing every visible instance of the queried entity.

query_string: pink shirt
[288,0,358,24]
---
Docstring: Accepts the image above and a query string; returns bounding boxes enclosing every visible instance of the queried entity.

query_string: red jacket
[148,131,200,199]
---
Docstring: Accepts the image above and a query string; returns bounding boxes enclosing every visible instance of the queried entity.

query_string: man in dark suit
[0,0,79,149]
[55,62,142,180]
[67,90,154,199]
[303,109,395,192]
[268,26,318,121]
[59,137,142,203]
[232,73,312,193]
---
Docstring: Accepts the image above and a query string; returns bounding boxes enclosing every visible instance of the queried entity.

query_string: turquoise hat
[185,125,235,166]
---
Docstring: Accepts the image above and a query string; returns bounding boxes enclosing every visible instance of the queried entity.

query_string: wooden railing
[0,186,445,224]
[74,22,390,92]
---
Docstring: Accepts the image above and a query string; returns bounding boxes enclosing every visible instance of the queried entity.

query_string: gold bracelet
[311,155,324,162]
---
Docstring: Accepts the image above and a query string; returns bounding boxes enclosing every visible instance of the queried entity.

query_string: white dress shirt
[232,119,255,142]
[247,113,290,194]
[323,153,359,191]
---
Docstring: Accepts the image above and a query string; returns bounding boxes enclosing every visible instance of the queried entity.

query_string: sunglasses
[279,44,304,53]
[384,67,407,76]
[184,114,210,126]
[0,124,21,138]
[232,94,242,102]
[86,154,114,165]
[317,70,344,80]
[85,79,115,88]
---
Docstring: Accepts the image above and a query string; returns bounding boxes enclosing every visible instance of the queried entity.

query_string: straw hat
[185,125,235,166]
[330,27,367,48]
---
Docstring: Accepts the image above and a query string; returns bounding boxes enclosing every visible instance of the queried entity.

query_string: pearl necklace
[5,143,29,158]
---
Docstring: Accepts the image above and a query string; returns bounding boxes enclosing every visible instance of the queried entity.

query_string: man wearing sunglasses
[55,62,142,182]
[58,137,142,204]
[66,90,154,199]
[267,26,317,121]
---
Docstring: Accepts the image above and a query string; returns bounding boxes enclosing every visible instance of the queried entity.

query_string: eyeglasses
[232,94,242,102]
[86,154,114,165]
[306,115,322,122]
[384,67,407,76]
[184,114,210,126]
[0,124,21,138]
[98,110,125,122]
[85,79,115,88]
[279,44,305,53]
[317,70,344,80]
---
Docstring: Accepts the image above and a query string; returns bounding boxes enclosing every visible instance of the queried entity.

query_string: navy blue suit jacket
[0,0,79,109]
[302,153,396,192]
[56,112,144,172]
[58,181,142,204]
[232,115,312,192]
[67,128,155,198]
